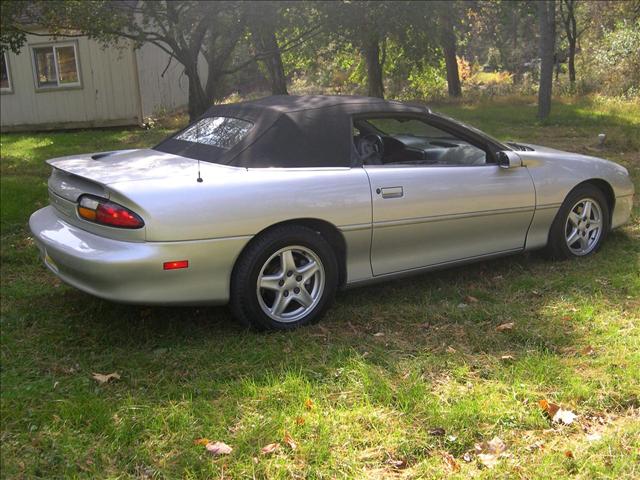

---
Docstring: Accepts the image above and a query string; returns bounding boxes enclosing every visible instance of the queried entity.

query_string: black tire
[230,225,338,330]
[545,184,610,260]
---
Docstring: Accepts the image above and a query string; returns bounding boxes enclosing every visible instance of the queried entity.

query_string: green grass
[1,96,639,479]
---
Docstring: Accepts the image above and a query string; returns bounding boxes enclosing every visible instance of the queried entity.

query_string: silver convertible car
[30,95,634,330]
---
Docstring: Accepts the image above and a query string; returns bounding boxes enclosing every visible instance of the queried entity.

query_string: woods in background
[2,0,639,119]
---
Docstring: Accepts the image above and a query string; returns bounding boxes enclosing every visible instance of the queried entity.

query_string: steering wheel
[357,133,385,164]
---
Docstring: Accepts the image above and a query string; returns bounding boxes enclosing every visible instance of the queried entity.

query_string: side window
[354,116,488,167]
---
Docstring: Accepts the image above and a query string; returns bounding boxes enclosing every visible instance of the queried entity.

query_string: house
[1,32,196,132]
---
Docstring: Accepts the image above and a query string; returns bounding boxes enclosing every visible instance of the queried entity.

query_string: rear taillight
[77,195,144,229]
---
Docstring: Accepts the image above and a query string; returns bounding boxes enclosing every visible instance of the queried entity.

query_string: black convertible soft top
[155,95,429,168]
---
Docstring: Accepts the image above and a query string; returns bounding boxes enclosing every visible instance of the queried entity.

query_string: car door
[360,115,536,276]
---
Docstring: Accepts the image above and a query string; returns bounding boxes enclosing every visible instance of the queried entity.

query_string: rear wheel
[230,226,338,330]
[546,185,610,259]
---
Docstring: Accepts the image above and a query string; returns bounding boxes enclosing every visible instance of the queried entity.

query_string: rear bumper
[29,206,251,305]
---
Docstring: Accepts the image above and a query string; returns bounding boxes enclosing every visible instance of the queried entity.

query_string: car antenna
[196,118,203,182]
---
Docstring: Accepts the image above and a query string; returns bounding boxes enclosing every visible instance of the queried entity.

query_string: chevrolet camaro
[29,95,634,330]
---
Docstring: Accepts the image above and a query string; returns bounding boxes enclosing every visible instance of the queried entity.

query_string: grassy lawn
[1,96,638,479]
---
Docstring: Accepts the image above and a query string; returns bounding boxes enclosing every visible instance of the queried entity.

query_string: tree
[247,2,288,95]
[437,2,461,97]
[537,0,556,119]
[559,0,585,85]
[321,1,409,98]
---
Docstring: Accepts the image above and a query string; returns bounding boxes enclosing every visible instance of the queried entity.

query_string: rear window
[174,116,253,149]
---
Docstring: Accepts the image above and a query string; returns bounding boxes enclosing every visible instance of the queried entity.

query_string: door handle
[379,186,404,199]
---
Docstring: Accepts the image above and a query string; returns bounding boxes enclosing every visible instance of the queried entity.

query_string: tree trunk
[568,40,576,84]
[537,0,556,120]
[441,17,462,97]
[362,35,384,98]
[257,30,288,95]
[185,64,209,121]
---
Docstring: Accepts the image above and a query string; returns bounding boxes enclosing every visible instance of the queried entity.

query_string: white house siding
[1,33,142,131]
[136,43,187,118]
[135,43,208,118]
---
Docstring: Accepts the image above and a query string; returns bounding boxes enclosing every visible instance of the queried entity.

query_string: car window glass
[356,116,487,167]
[175,117,253,149]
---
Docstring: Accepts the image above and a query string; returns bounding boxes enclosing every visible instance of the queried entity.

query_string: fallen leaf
[261,443,280,455]
[295,416,305,425]
[475,437,507,468]
[564,450,574,458]
[465,295,479,303]
[205,441,232,455]
[387,458,407,469]
[441,451,460,472]
[581,345,595,356]
[496,322,514,332]
[194,438,210,446]
[446,346,457,353]
[283,431,297,450]
[92,372,120,384]
[527,440,545,452]
[500,354,515,361]
[539,400,576,425]
[304,398,314,410]
[428,427,446,436]
[586,432,602,442]
[553,409,577,425]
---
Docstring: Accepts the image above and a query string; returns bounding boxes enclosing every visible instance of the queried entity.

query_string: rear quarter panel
[108,164,374,282]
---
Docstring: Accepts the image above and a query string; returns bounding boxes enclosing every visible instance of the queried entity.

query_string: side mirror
[497,151,522,169]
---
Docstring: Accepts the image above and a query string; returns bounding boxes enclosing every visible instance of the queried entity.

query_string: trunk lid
[47,149,200,192]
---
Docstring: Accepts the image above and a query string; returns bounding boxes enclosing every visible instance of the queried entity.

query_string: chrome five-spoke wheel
[256,245,325,322]
[564,197,603,256]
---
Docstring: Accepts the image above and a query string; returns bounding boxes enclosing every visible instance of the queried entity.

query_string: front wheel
[546,185,610,259]
[230,226,338,330]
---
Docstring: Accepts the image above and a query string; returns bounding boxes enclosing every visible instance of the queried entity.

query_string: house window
[1,52,12,93]
[31,43,80,89]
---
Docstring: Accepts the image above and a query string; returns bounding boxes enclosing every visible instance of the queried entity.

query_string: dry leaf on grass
[295,416,305,425]
[387,458,407,469]
[564,450,574,458]
[500,354,515,361]
[205,441,232,455]
[441,451,460,472]
[475,437,507,468]
[581,345,595,356]
[527,440,545,452]
[92,372,120,384]
[193,438,210,446]
[465,295,479,303]
[539,400,577,425]
[586,432,602,442]
[283,431,297,450]
[304,398,314,410]
[261,443,280,455]
[496,322,514,332]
